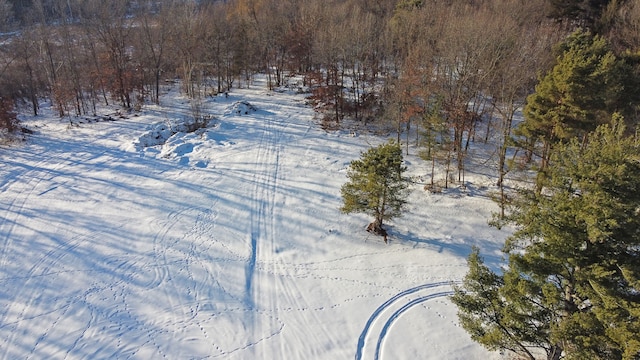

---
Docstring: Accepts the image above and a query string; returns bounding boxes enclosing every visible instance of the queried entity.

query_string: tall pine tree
[518,30,621,163]
[453,115,640,360]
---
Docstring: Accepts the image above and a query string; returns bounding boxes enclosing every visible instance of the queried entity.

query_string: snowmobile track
[355,281,459,360]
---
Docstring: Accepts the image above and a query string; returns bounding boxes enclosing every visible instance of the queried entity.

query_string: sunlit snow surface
[0,77,508,359]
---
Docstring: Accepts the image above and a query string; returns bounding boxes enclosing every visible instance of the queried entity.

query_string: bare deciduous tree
[610,0,640,52]
[486,0,562,217]
[134,1,171,105]
[11,29,43,116]
[81,0,139,109]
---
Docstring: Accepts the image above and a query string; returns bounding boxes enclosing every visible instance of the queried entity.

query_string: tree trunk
[366,219,388,243]
[548,344,563,360]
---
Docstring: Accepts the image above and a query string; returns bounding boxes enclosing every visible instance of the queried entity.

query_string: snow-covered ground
[0,77,509,359]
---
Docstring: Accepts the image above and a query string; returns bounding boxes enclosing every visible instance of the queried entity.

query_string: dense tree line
[0,1,634,109]
[0,0,636,126]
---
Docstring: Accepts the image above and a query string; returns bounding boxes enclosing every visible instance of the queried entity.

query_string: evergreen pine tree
[453,115,640,360]
[520,29,618,144]
[451,248,548,360]
[518,29,628,190]
[340,140,408,242]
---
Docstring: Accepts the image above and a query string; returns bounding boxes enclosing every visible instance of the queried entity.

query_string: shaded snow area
[0,78,508,359]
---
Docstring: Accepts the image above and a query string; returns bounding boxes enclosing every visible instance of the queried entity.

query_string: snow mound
[160,134,196,158]
[224,101,257,116]
[132,116,222,168]
[135,122,174,148]
[134,117,215,149]
[156,131,208,167]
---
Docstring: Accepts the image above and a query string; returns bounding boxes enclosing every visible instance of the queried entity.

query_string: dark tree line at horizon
[0,0,637,120]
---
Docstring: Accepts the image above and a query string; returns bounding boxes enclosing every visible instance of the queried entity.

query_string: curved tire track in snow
[1,137,114,354]
[374,291,455,360]
[355,281,459,360]
[0,236,85,360]
[146,206,242,358]
[0,130,116,279]
[0,144,85,269]
[0,159,47,269]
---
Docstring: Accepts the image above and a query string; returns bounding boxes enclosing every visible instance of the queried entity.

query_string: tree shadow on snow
[387,226,506,273]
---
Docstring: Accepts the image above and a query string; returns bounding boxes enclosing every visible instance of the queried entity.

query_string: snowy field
[0,78,509,359]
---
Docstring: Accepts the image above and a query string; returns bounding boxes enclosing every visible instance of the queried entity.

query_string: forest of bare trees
[1,0,639,161]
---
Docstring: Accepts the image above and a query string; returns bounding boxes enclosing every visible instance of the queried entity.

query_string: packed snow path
[0,80,504,359]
